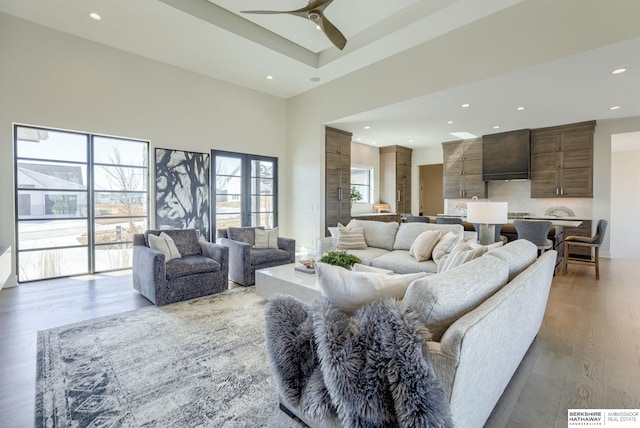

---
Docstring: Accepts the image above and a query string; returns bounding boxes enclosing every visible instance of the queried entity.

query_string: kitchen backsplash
[444,180,593,219]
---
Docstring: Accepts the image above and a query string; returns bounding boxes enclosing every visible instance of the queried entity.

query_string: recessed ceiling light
[316,25,321,30]
[364,126,371,129]
[493,125,500,129]
[610,105,621,110]
[517,106,525,111]
[356,137,361,141]
[89,12,101,20]
[266,75,273,80]
[310,77,321,82]
[612,68,627,75]
[371,141,377,145]
[461,103,470,108]
[447,120,454,124]
[408,140,413,143]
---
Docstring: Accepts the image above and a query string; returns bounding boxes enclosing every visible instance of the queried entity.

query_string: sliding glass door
[212,150,277,236]
[14,125,148,282]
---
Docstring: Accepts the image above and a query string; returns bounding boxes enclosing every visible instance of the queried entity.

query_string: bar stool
[563,219,608,279]
[406,215,431,223]
[514,220,553,254]
[436,216,462,224]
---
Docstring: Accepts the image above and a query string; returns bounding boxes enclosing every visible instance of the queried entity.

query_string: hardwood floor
[0,259,638,427]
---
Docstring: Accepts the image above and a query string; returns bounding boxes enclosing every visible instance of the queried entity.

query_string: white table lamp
[467,201,508,245]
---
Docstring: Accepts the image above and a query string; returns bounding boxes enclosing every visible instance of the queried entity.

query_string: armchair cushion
[250,248,292,266]
[228,227,257,245]
[165,255,222,280]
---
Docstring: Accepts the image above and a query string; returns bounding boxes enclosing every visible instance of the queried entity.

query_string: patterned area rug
[35,287,301,427]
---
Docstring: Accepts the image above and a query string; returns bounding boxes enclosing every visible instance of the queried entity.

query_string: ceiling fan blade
[318,13,347,50]
[241,4,311,18]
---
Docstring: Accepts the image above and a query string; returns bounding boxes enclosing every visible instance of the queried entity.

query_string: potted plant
[319,250,361,270]
[350,186,363,205]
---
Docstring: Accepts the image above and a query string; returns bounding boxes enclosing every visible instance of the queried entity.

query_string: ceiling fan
[241,0,347,50]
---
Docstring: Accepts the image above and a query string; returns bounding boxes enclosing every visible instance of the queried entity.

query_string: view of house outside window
[14,125,149,282]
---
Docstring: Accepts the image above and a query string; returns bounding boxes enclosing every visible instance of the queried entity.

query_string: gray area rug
[35,287,302,427]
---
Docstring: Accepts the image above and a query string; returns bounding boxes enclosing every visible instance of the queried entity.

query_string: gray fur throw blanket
[265,295,453,428]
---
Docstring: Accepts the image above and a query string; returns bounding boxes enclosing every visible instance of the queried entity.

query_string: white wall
[610,132,640,259]
[0,14,288,286]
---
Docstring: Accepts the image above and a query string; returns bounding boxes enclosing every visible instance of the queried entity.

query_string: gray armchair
[133,229,229,305]
[217,227,295,286]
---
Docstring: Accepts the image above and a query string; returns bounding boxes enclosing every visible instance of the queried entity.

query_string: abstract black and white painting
[155,149,210,241]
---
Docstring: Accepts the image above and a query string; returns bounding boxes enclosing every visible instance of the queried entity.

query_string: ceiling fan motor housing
[307,10,321,21]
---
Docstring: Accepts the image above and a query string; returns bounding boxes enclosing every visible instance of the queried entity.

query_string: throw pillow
[337,224,367,250]
[351,263,394,275]
[438,243,487,273]
[316,262,426,313]
[409,230,442,262]
[432,231,460,263]
[148,233,181,262]
[254,227,279,249]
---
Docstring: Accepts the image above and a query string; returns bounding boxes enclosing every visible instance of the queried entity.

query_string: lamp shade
[466,201,508,224]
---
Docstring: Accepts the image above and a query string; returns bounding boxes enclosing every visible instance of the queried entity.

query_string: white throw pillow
[469,241,503,250]
[254,227,279,249]
[337,224,367,250]
[351,263,394,275]
[148,233,181,262]
[438,243,487,273]
[432,231,460,263]
[315,262,426,313]
[409,230,442,262]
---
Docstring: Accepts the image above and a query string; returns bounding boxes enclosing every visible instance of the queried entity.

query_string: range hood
[482,129,531,181]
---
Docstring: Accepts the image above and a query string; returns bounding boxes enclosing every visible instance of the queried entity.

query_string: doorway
[419,164,443,216]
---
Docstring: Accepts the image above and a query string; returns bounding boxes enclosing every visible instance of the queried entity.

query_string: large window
[14,125,148,282]
[351,167,372,204]
[212,151,277,233]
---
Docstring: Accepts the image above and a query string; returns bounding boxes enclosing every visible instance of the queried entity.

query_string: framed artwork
[155,148,210,241]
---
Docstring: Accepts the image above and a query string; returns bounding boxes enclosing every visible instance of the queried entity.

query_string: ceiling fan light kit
[241,0,347,50]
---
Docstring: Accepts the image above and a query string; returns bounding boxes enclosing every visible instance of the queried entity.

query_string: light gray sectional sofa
[323,220,466,274]
[269,239,557,428]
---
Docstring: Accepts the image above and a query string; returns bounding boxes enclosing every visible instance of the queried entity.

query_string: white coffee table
[255,263,321,304]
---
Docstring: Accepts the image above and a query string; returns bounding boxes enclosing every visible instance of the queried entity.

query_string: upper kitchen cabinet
[530,121,595,198]
[442,138,487,199]
[380,145,412,214]
[325,127,352,235]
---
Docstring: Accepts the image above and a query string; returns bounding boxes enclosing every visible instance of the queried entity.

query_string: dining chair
[562,219,608,279]
[514,220,553,254]
[406,215,431,223]
[436,216,462,225]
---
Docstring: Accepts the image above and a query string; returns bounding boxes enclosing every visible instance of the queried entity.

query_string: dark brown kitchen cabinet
[530,121,595,198]
[442,138,486,199]
[325,127,352,236]
[380,145,412,214]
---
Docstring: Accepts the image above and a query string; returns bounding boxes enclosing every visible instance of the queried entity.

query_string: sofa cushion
[345,247,389,266]
[254,227,279,249]
[483,239,537,281]
[393,223,464,251]
[337,224,367,250]
[372,250,438,274]
[401,255,510,341]
[409,230,441,262]
[250,248,292,266]
[315,262,426,313]
[165,255,221,280]
[348,220,399,251]
[432,231,461,263]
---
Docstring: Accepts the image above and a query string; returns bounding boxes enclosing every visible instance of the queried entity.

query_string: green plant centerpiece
[319,250,361,270]
[350,186,363,204]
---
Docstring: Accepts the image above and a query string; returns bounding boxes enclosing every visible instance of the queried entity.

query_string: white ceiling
[1,0,639,149]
